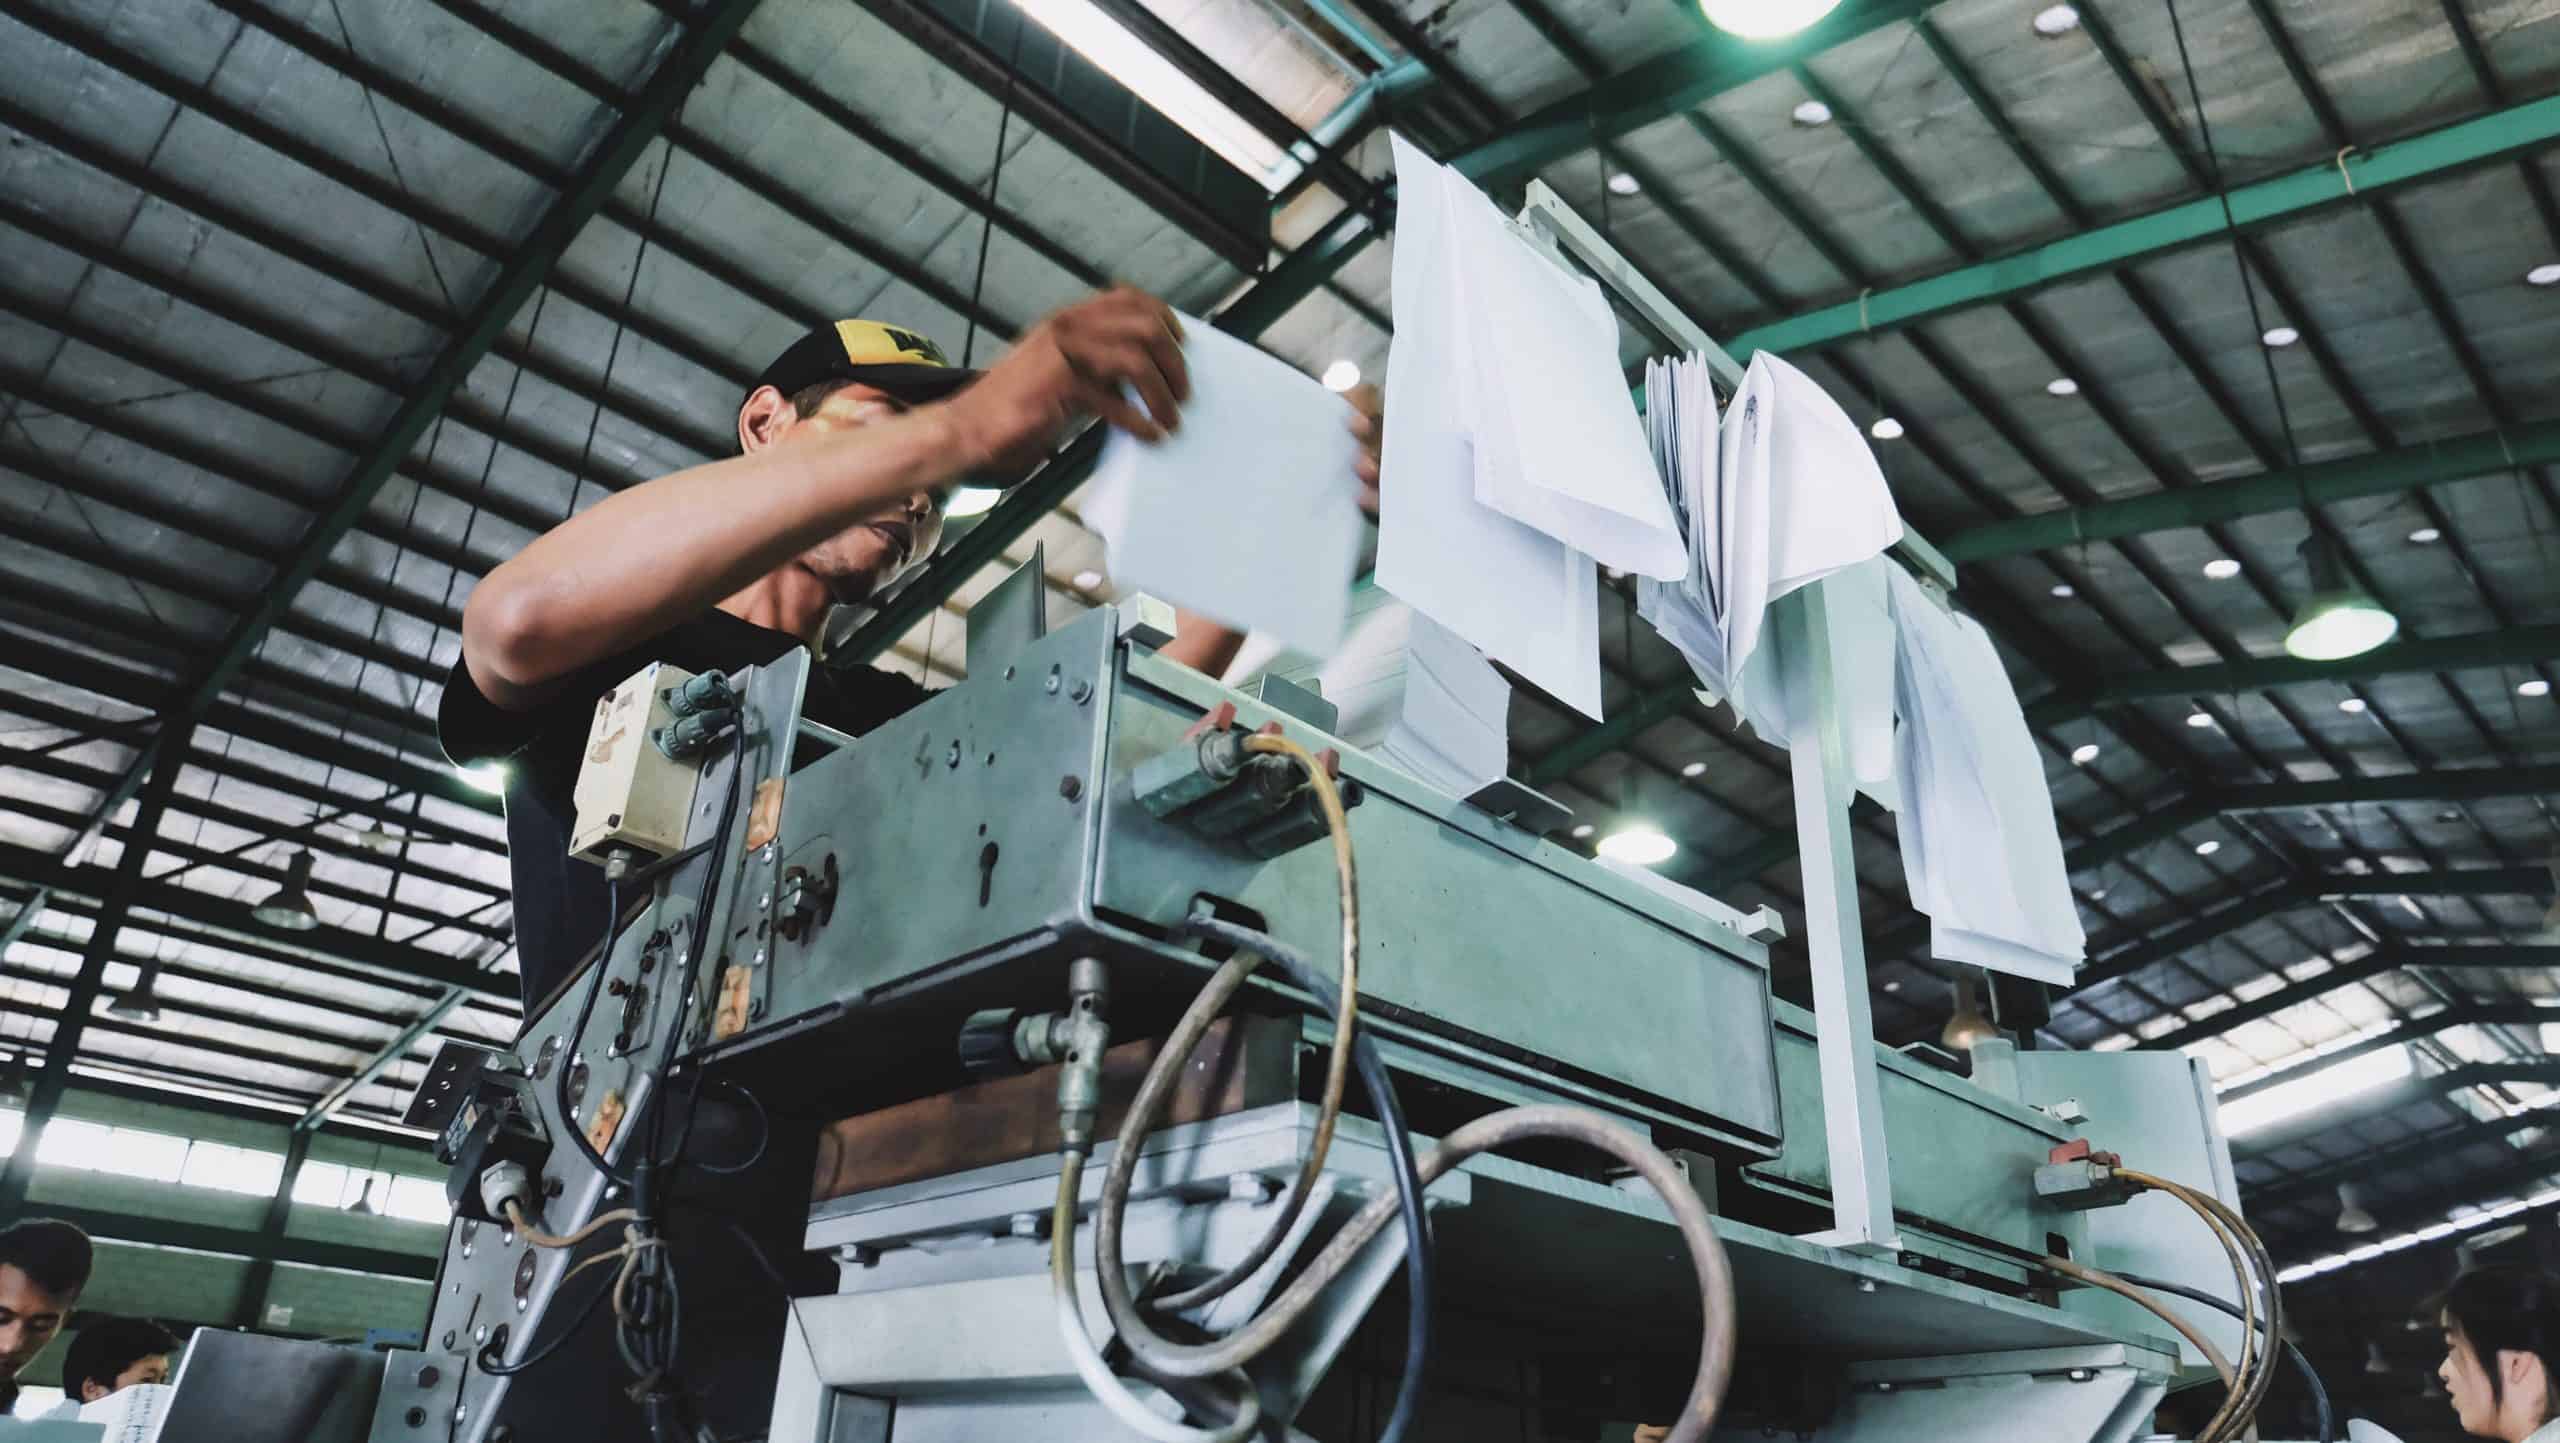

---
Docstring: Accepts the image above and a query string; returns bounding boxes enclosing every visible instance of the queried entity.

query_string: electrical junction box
[571,660,706,867]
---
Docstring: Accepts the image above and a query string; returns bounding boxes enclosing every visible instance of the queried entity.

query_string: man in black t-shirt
[442,288,1383,1011]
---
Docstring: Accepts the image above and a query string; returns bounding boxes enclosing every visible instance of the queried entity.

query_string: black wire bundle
[2114,1269,2333,1443]
[1178,914,1435,1443]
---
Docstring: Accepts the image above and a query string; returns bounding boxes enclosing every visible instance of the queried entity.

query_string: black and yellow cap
[749,318,982,412]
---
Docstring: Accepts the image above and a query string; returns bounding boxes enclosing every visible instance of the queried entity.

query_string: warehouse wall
[5,1085,442,1395]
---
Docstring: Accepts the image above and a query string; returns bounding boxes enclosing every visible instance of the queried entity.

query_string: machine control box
[571,660,711,866]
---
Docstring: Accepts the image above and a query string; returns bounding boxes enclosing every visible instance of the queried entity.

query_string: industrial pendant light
[347,1175,380,1216]
[1941,971,2000,1051]
[1696,0,1841,39]
[2334,1182,2378,1234]
[251,850,322,932]
[2283,534,2398,661]
[106,966,164,1024]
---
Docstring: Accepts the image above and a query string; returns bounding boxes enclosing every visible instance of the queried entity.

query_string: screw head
[415,1364,441,1388]
[1857,1278,1876,1293]
[1059,775,1083,801]
[760,843,776,864]
[753,948,766,966]
[1045,669,1062,694]
[474,1325,490,1344]
[1071,680,1094,705]
[749,997,767,1020]
[758,892,771,909]
[404,1407,427,1428]
[946,742,962,768]
[453,1404,468,1424]
[441,1330,456,1350]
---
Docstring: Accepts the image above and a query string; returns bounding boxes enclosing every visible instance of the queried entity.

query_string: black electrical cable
[556,875,630,1181]
[477,1257,620,1376]
[1177,914,1432,1443]
[2113,1269,2332,1443]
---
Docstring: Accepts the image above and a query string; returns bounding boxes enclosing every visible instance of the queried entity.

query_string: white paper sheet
[1085,313,1365,655]
[1379,134,1602,718]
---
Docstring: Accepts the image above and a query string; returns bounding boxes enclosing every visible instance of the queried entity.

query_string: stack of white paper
[1634,351,1730,695]
[1084,313,1366,656]
[79,1382,170,1443]
[1886,564,2085,984]
[1280,587,1511,800]
[1381,133,1689,720]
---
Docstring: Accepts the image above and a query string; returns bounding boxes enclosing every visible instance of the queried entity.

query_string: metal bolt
[749,998,767,1020]
[761,843,776,865]
[453,1404,468,1425]
[474,1325,490,1345]
[835,1243,880,1267]
[404,1407,427,1428]
[946,742,962,768]
[441,1330,456,1350]
[1059,775,1082,801]
[1071,680,1094,705]
[2067,1368,2095,1383]
[415,1364,442,1388]
[758,892,771,910]
[1003,665,1016,680]
[1007,1212,1041,1239]
[1857,1278,1876,1294]
[753,948,766,966]
[1045,669,1061,695]
[1875,1381,1895,1394]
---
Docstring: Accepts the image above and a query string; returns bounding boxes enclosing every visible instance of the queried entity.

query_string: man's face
[0,1264,74,1381]
[80,1351,169,1403]
[745,383,947,606]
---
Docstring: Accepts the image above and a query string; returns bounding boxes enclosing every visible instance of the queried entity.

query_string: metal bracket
[966,540,1049,675]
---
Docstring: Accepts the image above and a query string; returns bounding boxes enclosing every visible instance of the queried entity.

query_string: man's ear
[738,385,795,454]
[80,1379,108,1403]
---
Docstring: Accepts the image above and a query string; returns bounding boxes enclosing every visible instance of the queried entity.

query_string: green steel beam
[0,887,45,959]
[2248,1091,2560,1217]
[230,1129,315,1330]
[1449,0,1941,185]
[2234,1060,2560,1156]
[2025,624,2560,726]
[1941,421,2560,565]
[70,0,764,840]
[301,988,471,1133]
[2068,766,2560,874]
[2316,866,2550,899]
[1726,92,2560,358]
[2077,871,2551,996]
[31,1200,435,1283]
[2146,945,2560,1057]
[2071,878,2299,993]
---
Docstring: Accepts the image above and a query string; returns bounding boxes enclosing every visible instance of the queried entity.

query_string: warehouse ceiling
[1,0,2556,1417]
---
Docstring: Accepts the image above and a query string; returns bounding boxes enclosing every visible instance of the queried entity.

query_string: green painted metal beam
[302,988,471,1133]
[2026,624,2560,725]
[2316,865,2549,899]
[2247,1084,2560,1216]
[1727,92,2560,358]
[2067,765,2560,874]
[1449,0,1941,185]
[30,1200,436,1282]
[2076,870,2551,995]
[2146,944,2560,1056]
[71,0,764,838]
[1942,421,2560,564]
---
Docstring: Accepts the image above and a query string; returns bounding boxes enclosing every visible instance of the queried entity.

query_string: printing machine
[158,557,2265,1443]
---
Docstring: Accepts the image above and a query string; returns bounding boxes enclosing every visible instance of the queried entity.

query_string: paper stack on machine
[1631,347,2083,982]
[1376,133,1688,720]
[1277,586,1512,800]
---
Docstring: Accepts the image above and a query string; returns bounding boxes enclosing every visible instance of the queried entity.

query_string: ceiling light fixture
[2522,679,2553,698]
[1570,823,1595,840]
[2187,711,2215,728]
[250,850,322,933]
[457,762,510,795]
[2046,376,2080,397]
[1869,416,1904,440]
[2336,1182,2379,1234]
[2031,4,2081,36]
[2195,839,2221,856]
[2408,526,2442,544]
[2261,326,2300,348]
[2529,263,2560,287]
[2338,696,2368,714]
[2203,557,2241,579]
[106,967,164,1024]
[1940,972,2001,1051]
[1606,171,1641,196]
[1320,359,1361,393]
[1010,0,1290,182]
[945,485,1003,519]
[2050,582,2075,598]
[1681,761,1707,778]
[1790,99,1834,127]
[1597,826,1678,866]
[1072,569,1106,591]
[1698,0,1843,38]
[2285,533,2399,660]
[2070,742,2101,765]
[347,1176,381,1216]
[2090,888,2108,901]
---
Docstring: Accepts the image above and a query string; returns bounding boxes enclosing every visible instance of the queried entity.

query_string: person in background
[2439,1265,2560,1442]
[39,1315,179,1416]
[0,1219,92,1417]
